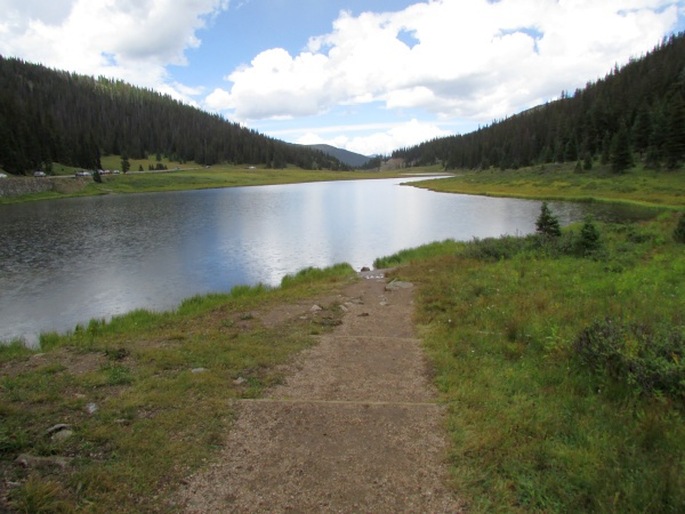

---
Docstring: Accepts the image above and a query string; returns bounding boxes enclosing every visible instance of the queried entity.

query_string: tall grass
[388,211,685,512]
[414,164,685,209]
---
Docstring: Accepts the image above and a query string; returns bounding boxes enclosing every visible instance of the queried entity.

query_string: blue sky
[2,0,684,156]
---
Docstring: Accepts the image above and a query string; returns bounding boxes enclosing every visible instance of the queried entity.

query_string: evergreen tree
[610,123,633,173]
[632,105,652,157]
[121,154,130,174]
[535,202,561,238]
[577,216,601,255]
[663,93,685,169]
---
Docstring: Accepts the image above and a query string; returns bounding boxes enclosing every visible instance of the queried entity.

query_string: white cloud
[293,119,452,157]
[0,0,229,103]
[209,0,680,123]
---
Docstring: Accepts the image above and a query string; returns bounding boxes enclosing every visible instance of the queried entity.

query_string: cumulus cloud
[209,0,680,122]
[0,0,229,103]
[293,119,452,157]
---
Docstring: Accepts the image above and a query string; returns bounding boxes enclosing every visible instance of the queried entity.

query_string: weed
[574,318,685,400]
[8,474,73,513]
[674,212,685,243]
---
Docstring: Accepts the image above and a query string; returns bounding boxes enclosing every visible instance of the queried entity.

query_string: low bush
[462,235,535,261]
[574,318,685,401]
[674,212,685,243]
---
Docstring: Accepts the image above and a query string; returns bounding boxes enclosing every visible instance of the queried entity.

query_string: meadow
[2,162,684,512]
[414,163,685,208]
[0,156,408,205]
[374,207,685,512]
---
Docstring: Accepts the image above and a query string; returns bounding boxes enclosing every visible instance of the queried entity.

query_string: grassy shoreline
[2,165,684,512]
[0,265,357,512]
[412,163,685,210]
[0,162,433,205]
[375,210,685,512]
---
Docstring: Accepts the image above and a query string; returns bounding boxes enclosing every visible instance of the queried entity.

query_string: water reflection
[0,177,654,344]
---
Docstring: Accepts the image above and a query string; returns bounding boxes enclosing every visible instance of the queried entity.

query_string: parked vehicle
[33,171,46,177]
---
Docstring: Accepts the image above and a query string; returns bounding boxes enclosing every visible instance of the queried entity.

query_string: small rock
[51,429,74,442]
[309,305,323,313]
[16,454,70,470]
[339,304,349,313]
[46,423,71,436]
[191,367,208,374]
[85,402,98,415]
[385,280,413,291]
[233,377,247,385]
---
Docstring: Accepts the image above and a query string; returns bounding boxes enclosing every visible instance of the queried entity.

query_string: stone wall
[0,177,54,198]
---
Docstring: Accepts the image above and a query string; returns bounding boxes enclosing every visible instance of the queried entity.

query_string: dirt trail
[176,271,463,513]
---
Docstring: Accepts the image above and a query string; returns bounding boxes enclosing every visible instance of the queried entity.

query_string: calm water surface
[0,177,646,344]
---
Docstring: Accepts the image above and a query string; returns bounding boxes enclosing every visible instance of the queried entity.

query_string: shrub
[576,216,601,256]
[462,235,534,261]
[574,318,685,401]
[674,213,685,243]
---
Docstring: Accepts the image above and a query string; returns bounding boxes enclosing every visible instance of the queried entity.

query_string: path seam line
[234,398,441,407]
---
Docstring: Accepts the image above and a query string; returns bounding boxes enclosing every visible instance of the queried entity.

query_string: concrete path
[177,272,463,513]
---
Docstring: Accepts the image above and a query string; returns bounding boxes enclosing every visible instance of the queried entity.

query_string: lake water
[0,177,647,345]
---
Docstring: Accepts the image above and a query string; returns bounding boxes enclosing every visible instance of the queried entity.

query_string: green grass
[0,264,356,513]
[414,163,685,209]
[4,161,685,511]
[1,157,419,204]
[379,211,685,512]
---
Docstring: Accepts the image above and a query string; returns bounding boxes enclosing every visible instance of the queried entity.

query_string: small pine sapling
[535,202,561,239]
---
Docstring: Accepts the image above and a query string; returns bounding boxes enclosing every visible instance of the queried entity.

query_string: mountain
[0,57,347,174]
[393,32,685,173]
[306,144,372,168]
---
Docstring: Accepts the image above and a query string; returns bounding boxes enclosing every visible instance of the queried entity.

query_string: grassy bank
[0,160,412,204]
[0,264,356,513]
[3,163,684,512]
[376,211,685,512]
[413,163,685,209]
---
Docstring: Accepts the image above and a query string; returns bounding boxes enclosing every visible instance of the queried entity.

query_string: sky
[1,0,684,157]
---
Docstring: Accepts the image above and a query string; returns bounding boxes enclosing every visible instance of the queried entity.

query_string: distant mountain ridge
[306,144,371,168]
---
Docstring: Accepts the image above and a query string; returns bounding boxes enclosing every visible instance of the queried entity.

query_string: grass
[413,163,685,209]
[0,264,356,513]
[377,210,685,512]
[1,156,419,204]
[3,163,685,511]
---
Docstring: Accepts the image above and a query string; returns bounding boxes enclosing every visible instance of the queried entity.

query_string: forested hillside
[0,57,345,175]
[394,32,685,173]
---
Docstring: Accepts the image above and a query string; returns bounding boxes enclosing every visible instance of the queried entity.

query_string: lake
[0,177,645,345]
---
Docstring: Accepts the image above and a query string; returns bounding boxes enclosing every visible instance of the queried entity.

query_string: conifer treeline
[0,56,346,174]
[393,33,685,172]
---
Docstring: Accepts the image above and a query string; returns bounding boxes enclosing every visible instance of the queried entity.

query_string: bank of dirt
[175,270,464,513]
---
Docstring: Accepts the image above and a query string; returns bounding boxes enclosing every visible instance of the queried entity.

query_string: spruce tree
[535,202,561,238]
[610,123,633,173]
[577,216,601,255]
[663,93,685,169]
